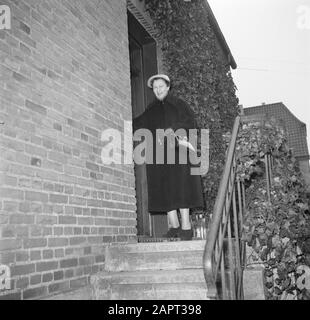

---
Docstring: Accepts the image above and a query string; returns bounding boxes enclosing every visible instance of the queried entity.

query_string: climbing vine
[236,119,310,300]
[144,0,239,215]
[143,0,310,299]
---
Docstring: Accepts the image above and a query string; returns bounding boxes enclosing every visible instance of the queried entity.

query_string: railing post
[265,154,272,203]
[203,116,244,300]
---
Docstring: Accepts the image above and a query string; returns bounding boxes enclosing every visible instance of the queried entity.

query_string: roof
[243,102,309,159]
[128,0,237,70]
[203,0,237,69]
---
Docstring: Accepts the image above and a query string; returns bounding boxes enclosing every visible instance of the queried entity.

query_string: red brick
[60,258,78,268]
[63,269,74,280]
[36,261,58,272]
[78,217,94,225]
[48,238,68,247]
[23,286,47,300]
[64,227,73,235]
[16,251,30,262]
[20,42,31,55]
[75,267,84,277]
[30,250,42,261]
[73,207,83,215]
[0,239,22,251]
[53,270,64,281]
[0,41,10,54]
[95,217,109,226]
[83,247,92,255]
[48,280,70,294]
[49,194,68,204]
[25,144,47,157]
[48,152,67,164]
[69,196,86,205]
[87,199,102,207]
[85,126,99,138]
[86,161,99,172]
[23,238,47,249]
[25,100,46,115]
[0,252,15,264]
[65,206,74,215]
[42,250,53,259]
[36,215,57,225]
[69,237,86,246]
[0,188,24,200]
[73,227,82,235]
[16,226,29,237]
[52,205,63,214]
[9,214,35,225]
[53,226,63,236]
[64,186,74,194]
[92,265,100,274]
[19,202,31,213]
[70,277,88,289]
[54,249,65,258]
[16,277,30,289]
[88,236,102,244]
[11,264,35,276]
[1,226,15,238]
[79,256,95,266]
[42,272,53,283]
[25,191,48,202]
[59,216,76,224]
[0,174,18,186]
[43,182,54,191]
[43,227,52,236]
[42,138,53,149]
[30,274,42,286]
[95,255,105,263]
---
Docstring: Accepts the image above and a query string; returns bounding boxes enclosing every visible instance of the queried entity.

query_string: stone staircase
[90,240,209,300]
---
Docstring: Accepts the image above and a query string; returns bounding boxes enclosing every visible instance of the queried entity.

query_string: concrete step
[105,240,206,272]
[91,269,208,300]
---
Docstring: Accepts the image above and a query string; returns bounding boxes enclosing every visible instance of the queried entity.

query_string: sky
[208,0,310,153]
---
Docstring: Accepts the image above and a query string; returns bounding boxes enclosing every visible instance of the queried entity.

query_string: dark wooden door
[128,11,157,236]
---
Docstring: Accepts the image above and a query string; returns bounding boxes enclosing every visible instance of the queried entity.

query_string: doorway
[127,10,157,236]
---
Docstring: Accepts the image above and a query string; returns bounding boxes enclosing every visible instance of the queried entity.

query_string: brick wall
[0,0,137,299]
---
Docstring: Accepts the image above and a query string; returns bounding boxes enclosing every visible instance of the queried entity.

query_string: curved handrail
[203,116,242,299]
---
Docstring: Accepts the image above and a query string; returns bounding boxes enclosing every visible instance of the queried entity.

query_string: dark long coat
[133,94,204,213]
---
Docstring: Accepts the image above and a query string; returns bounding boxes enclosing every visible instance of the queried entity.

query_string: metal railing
[203,116,246,299]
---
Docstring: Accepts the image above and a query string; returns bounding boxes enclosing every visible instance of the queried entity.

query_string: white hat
[147,74,170,88]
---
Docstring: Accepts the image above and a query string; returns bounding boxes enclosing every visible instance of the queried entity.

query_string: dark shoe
[164,227,180,238]
[179,229,193,241]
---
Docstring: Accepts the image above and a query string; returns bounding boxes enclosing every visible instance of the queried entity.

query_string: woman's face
[152,79,170,101]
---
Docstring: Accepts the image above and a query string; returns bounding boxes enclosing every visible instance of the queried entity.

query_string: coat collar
[151,92,176,106]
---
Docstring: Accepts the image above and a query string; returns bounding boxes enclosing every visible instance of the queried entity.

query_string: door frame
[128,10,158,236]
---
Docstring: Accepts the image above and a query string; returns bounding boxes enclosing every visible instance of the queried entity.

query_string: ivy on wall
[144,0,239,215]
[237,119,310,300]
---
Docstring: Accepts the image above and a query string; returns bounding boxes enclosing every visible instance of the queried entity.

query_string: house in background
[243,102,310,192]
[0,0,237,300]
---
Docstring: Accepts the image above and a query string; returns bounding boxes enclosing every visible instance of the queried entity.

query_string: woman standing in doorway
[133,74,204,240]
